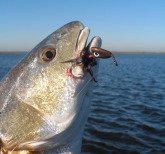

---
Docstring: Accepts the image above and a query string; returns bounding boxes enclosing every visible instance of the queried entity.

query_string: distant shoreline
[113,51,165,54]
[0,51,165,54]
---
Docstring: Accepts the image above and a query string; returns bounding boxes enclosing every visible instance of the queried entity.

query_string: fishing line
[74,77,93,98]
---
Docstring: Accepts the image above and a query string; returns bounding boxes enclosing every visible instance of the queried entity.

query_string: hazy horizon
[1,50,165,54]
[0,0,165,52]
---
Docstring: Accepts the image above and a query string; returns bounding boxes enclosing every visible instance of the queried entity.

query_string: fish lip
[75,27,90,55]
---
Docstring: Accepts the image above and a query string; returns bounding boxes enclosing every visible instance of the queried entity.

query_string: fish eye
[41,47,56,62]
[94,52,100,57]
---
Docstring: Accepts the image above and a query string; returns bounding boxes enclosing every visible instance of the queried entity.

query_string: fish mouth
[62,26,90,79]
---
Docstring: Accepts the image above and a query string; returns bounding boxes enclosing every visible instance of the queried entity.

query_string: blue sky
[0,0,165,52]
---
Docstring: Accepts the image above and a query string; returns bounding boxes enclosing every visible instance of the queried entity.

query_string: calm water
[0,53,165,154]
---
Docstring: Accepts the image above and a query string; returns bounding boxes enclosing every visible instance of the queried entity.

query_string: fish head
[0,21,101,151]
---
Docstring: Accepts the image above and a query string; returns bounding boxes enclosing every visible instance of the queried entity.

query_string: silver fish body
[0,21,102,153]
